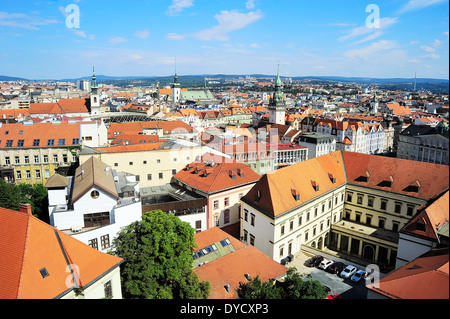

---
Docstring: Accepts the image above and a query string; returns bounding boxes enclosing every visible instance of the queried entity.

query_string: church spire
[91,65,98,94]
[270,63,285,107]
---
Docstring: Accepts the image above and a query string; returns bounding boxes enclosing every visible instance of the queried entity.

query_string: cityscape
[0,0,448,308]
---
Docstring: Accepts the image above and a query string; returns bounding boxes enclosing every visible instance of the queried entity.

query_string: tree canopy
[236,267,327,300]
[0,179,48,222]
[111,209,210,299]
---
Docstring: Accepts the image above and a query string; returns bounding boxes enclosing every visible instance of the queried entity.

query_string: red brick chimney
[19,203,32,215]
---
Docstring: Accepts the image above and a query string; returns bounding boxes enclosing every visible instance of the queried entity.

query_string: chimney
[19,203,32,215]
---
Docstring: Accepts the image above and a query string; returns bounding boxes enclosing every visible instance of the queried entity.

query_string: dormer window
[328,173,336,184]
[311,180,319,192]
[229,170,236,180]
[404,180,421,193]
[291,188,300,201]
[356,170,370,182]
[255,190,261,202]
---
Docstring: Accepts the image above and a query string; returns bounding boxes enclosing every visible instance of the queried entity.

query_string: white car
[319,259,333,270]
[340,265,357,278]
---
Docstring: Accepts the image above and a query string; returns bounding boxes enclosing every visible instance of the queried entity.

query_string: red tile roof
[193,227,287,299]
[173,154,261,194]
[29,98,89,115]
[0,206,123,299]
[0,121,81,149]
[367,248,449,299]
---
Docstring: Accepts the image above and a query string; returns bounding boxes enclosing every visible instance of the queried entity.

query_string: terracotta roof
[243,151,449,217]
[45,173,70,188]
[72,156,119,203]
[173,154,261,194]
[29,98,89,115]
[0,121,81,149]
[386,103,411,116]
[367,248,449,299]
[401,190,449,241]
[193,227,287,299]
[0,206,123,299]
[342,151,449,200]
[242,151,346,217]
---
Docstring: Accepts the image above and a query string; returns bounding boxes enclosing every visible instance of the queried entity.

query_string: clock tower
[268,65,286,125]
[90,66,100,115]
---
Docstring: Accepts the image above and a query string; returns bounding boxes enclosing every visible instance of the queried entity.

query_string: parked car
[340,265,357,278]
[326,294,342,299]
[322,285,331,295]
[351,270,367,283]
[319,259,334,270]
[326,261,345,274]
[305,255,323,267]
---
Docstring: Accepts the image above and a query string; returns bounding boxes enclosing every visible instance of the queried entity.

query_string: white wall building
[45,156,142,253]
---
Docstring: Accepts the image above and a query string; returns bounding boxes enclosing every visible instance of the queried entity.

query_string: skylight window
[39,268,49,279]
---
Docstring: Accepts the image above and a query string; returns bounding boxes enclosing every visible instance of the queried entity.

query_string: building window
[72,138,79,145]
[24,156,30,164]
[298,215,302,226]
[33,139,40,147]
[394,202,402,214]
[213,200,219,209]
[101,234,110,250]
[378,218,386,229]
[279,246,284,258]
[5,157,10,165]
[289,220,294,231]
[244,209,248,221]
[159,173,163,179]
[91,190,100,199]
[129,161,133,166]
[355,212,361,223]
[104,281,112,299]
[58,139,65,146]
[281,225,285,236]
[43,155,48,163]
[392,222,400,232]
[366,215,372,226]
[88,238,98,250]
[195,220,202,232]
[250,235,255,246]
[35,169,41,179]
[380,200,387,210]
[345,209,351,220]
[15,156,20,164]
[224,210,230,224]
[147,174,152,180]
[26,170,31,179]
[407,205,414,216]
[16,171,22,180]
[172,169,177,175]
[34,155,39,163]
[250,214,255,226]
[346,192,353,202]
[243,230,248,243]
[224,197,229,206]
[357,194,363,205]
[84,212,110,227]
[5,140,13,147]
[17,140,24,147]
[53,155,58,163]
[47,139,55,146]
[214,215,219,226]
[367,197,374,207]
[44,169,50,178]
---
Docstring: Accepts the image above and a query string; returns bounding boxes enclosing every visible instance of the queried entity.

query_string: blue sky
[0,0,448,79]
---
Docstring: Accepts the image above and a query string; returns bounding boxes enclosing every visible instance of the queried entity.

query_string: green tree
[111,210,210,299]
[282,267,327,299]
[0,179,48,221]
[236,275,284,299]
[237,267,327,300]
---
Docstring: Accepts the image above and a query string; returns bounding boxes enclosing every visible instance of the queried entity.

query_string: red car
[326,294,343,299]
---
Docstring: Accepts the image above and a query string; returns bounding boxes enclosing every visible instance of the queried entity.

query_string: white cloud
[246,0,256,10]
[410,40,419,45]
[192,10,264,41]
[135,29,150,39]
[0,11,58,30]
[398,0,448,13]
[109,36,128,44]
[166,0,194,16]
[421,45,436,52]
[165,32,185,41]
[344,40,398,60]
[71,29,96,40]
[339,17,398,42]
[425,53,441,59]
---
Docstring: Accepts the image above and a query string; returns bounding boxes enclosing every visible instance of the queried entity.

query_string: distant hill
[0,75,29,81]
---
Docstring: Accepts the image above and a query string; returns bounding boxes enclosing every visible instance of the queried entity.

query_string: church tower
[268,64,286,125]
[371,91,379,114]
[172,58,181,105]
[90,66,101,115]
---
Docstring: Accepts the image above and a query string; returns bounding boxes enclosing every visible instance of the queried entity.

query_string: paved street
[287,249,372,299]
